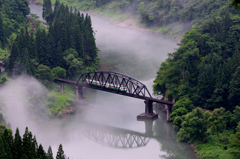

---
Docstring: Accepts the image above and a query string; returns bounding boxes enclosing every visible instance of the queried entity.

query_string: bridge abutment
[75,85,83,100]
[137,100,158,120]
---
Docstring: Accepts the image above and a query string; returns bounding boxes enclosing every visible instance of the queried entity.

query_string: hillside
[34,0,238,39]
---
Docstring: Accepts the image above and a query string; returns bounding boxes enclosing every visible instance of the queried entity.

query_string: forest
[0,0,100,158]
[6,0,99,81]
[36,0,240,38]
[152,3,240,159]
[0,0,30,58]
[0,123,67,159]
[0,0,100,116]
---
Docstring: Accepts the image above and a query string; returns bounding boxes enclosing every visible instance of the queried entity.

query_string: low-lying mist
[90,14,178,80]
[0,75,158,158]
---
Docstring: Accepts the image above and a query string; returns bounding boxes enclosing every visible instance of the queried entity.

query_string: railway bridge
[54,71,174,120]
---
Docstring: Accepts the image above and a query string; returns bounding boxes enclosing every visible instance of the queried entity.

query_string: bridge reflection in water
[83,121,156,149]
[81,118,197,159]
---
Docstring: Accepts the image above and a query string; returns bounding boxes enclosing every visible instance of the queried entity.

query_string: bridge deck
[54,77,174,106]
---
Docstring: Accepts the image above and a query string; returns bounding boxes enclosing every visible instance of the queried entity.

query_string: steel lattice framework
[84,128,150,149]
[77,71,152,98]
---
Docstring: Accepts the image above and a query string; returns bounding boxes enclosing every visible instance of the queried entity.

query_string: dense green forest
[6,0,99,81]
[0,0,99,117]
[0,0,30,58]
[0,124,66,159]
[35,0,240,38]
[151,3,240,159]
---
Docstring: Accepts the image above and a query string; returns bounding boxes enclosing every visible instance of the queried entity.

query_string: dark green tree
[13,128,22,159]
[0,14,6,48]
[37,144,47,159]
[56,144,65,159]
[47,146,54,159]
[229,67,240,108]
[177,108,211,142]
[52,67,66,79]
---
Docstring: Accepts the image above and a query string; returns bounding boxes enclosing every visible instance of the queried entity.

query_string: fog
[0,3,197,159]
[91,14,178,80]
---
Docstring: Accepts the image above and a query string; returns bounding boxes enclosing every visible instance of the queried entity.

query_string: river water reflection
[26,3,197,159]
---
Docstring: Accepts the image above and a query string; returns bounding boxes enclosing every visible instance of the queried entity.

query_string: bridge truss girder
[77,71,152,98]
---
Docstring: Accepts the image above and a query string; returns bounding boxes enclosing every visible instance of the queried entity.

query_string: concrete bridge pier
[60,82,64,93]
[75,85,83,100]
[137,99,158,120]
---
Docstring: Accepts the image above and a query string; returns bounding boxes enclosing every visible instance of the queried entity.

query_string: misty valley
[1,0,240,159]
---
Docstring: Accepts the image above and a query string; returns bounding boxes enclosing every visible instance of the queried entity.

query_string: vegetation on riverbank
[153,3,240,158]
[0,0,30,50]
[0,1,99,120]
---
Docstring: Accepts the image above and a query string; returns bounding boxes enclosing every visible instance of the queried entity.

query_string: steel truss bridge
[54,71,174,119]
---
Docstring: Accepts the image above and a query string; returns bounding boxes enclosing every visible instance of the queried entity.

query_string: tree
[47,146,54,159]
[229,67,240,109]
[0,135,7,158]
[13,128,22,159]
[232,0,240,9]
[177,108,210,142]
[15,0,30,17]
[43,0,52,22]
[231,106,240,127]
[171,97,194,121]
[56,144,65,159]
[64,54,83,78]
[35,64,53,86]
[52,67,66,79]
[37,144,47,159]
[208,107,226,142]
[228,122,240,158]
[0,14,6,48]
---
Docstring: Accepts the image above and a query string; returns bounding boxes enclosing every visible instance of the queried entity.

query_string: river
[20,3,196,159]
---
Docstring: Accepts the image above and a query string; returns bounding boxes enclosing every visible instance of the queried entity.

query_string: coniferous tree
[2,129,13,159]
[43,0,52,23]
[47,146,54,159]
[56,144,65,159]
[0,14,6,48]
[229,67,240,109]
[37,144,47,159]
[13,128,22,159]
[0,135,7,158]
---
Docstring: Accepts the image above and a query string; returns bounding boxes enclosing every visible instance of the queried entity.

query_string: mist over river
[3,3,197,159]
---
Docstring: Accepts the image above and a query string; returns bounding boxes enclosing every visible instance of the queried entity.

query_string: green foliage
[232,0,240,9]
[231,106,240,127]
[35,64,53,85]
[153,12,240,111]
[0,0,30,49]
[177,108,209,142]
[56,144,65,159]
[47,84,74,116]
[0,126,64,159]
[52,67,66,79]
[208,107,226,141]
[171,97,194,121]
[7,1,99,81]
